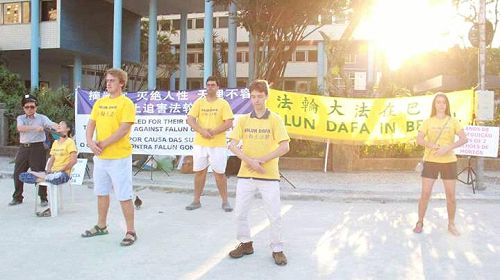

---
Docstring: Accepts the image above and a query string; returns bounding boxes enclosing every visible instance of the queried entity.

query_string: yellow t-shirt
[229,110,290,180]
[90,95,136,159]
[50,138,77,173]
[188,97,234,147]
[420,116,463,163]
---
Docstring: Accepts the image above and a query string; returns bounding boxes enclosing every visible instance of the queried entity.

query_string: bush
[360,143,424,158]
[0,66,74,145]
[286,139,326,158]
[0,65,27,144]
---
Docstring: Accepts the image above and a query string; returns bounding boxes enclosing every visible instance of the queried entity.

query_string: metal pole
[147,0,158,90]
[476,0,486,190]
[30,0,40,90]
[113,0,123,68]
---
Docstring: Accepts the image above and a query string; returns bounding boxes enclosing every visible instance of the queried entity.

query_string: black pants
[13,143,47,202]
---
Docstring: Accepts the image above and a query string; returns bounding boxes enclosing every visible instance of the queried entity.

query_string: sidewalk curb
[2,171,499,203]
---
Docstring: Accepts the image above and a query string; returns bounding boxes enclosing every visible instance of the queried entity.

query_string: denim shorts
[19,171,70,185]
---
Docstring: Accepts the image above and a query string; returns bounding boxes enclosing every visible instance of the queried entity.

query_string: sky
[356,0,499,70]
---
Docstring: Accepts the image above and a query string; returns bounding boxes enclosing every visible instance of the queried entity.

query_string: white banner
[455,125,499,158]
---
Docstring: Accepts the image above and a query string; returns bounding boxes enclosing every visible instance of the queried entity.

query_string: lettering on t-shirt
[98,105,118,117]
[244,127,271,140]
[200,108,219,116]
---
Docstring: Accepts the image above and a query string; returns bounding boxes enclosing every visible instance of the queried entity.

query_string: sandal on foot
[36,208,51,217]
[81,225,109,238]
[413,221,423,233]
[120,231,137,246]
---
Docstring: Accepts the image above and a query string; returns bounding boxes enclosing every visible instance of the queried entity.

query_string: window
[284,80,296,91]
[237,79,246,87]
[334,73,355,89]
[172,19,180,30]
[222,50,228,62]
[3,2,22,24]
[195,18,204,29]
[187,19,194,29]
[159,19,171,31]
[187,53,196,64]
[319,14,332,25]
[197,53,204,63]
[295,51,306,62]
[334,13,347,24]
[22,2,29,23]
[218,16,228,28]
[345,53,356,64]
[41,0,57,21]
[189,79,202,89]
[236,52,243,62]
[296,81,310,93]
[308,50,318,62]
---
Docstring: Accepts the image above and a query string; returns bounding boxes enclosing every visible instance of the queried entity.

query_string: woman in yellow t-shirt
[19,121,77,217]
[413,94,468,236]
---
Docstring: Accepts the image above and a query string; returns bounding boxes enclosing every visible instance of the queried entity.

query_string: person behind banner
[82,68,137,246]
[185,76,234,212]
[227,80,290,266]
[9,94,57,207]
[413,93,468,236]
[19,121,77,217]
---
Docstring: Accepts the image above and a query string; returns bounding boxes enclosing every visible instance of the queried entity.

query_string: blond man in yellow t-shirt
[185,76,234,211]
[227,80,290,266]
[83,68,137,246]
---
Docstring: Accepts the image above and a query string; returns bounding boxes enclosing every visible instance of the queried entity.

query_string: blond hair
[105,68,128,89]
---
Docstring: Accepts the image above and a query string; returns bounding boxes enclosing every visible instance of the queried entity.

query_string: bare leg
[415,177,435,231]
[192,168,208,203]
[97,195,110,228]
[214,172,228,203]
[443,179,459,236]
[29,171,47,181]
[120,199,135,232]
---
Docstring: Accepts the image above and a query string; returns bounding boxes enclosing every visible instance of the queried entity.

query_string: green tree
[214,0,350,85]
[0,65,27,144]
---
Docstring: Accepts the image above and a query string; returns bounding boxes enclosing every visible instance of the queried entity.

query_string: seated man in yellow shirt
[227,80,290,266]
[19,121,77,217]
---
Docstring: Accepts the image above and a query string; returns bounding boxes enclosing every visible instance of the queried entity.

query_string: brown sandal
[120,231,137,246]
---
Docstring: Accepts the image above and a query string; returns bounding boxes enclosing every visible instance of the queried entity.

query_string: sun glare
[358,0,466,70]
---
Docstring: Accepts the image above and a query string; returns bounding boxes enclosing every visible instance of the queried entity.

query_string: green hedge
[0,65,74,145]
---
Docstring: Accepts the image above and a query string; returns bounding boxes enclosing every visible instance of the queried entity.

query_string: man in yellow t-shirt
[185,76,234,212]
[82,68,137,246]
[227,80,290,266]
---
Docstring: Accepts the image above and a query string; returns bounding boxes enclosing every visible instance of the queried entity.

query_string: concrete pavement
[0,177,499,280]
[1,156,499,203]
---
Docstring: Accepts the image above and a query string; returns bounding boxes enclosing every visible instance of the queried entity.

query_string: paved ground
[1,156,500,279]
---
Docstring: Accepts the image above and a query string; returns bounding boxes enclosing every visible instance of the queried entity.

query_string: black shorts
[421,161,457,180]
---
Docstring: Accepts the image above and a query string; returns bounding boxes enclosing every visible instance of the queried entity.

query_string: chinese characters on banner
[75,88,474,155]
[268,89,474,144]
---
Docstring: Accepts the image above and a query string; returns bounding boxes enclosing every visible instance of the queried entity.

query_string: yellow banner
[267,89,474,144]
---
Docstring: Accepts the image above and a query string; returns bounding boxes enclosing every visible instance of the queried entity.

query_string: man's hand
[88,140,102,155]
[200,129,213,139]
[246,158,265,174]
[35,126,44,132]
